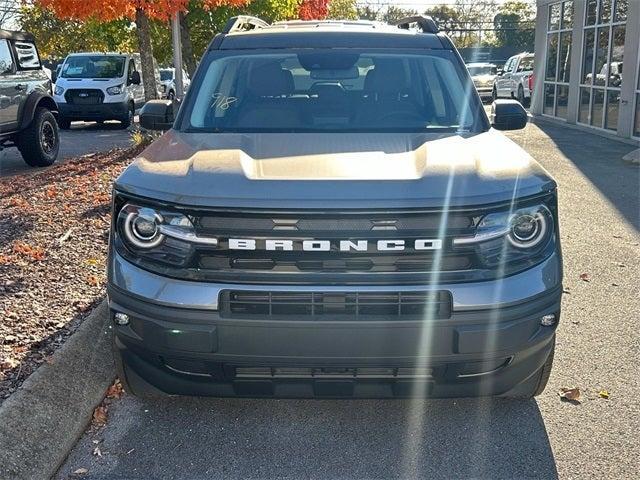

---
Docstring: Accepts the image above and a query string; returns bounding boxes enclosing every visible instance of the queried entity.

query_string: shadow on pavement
[534,122,639,232]
[59,396,557,480]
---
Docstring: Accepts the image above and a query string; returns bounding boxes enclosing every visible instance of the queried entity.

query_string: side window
[0,40,14,74]
[14,41,41,69]
[128,59,136,79]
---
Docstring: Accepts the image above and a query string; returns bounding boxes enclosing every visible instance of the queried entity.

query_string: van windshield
[186,50,484,133]
[62,55,126,79]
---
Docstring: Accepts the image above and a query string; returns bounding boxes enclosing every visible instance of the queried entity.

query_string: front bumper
[57,100,129,121]
[109,252,562,398]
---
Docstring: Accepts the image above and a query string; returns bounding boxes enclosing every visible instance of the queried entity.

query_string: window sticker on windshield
[212,93,238,110]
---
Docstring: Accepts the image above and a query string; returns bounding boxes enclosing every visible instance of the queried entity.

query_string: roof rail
[392,16,439,34]
[222,16,269,34]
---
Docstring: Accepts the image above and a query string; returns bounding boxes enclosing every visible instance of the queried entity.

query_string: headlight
[508,207,549,248]
[54,85,64,96]
[106,84,124,95]
[116,204,200,266]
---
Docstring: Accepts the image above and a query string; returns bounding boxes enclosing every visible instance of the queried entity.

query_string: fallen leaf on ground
[106,380,124,399]
[579,273,590,282]
[558,387,581,404]
[92,405,108,427]
[93,445,102,457]
[598,390,610,399]
[86,275,101,287]
[73,468,88,475]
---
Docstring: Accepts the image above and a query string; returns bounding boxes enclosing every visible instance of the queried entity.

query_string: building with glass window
[532,0,640,141]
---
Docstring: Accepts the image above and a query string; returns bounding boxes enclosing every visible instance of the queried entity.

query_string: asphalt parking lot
[55,121,639,480]
[0,122,133,178]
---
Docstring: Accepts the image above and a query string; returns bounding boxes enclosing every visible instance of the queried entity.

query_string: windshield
[468,65,496,76]
[61,55,125,79]
[519,55,535,71]
[186,50,483,133]
[160,69,173,81]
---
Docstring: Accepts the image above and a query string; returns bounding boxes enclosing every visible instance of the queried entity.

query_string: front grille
[64,89,104,105]
[220,290,452,320]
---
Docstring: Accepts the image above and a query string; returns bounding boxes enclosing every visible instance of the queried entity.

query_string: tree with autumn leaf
[38,0,250,101]
[298,0,329,20]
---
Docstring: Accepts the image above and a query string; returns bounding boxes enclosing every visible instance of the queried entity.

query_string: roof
[466,62,497,67]
[214,17,447,51]
[0,30,35,42]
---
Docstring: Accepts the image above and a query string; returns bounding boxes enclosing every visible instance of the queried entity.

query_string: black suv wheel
[18,107,60,167]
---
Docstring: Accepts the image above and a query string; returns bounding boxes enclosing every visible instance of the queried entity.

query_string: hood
[115,130,556,209]
[55,77,124,89]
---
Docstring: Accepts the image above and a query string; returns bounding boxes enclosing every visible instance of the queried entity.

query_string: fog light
[540,314,556,327]
[114,312,130,326]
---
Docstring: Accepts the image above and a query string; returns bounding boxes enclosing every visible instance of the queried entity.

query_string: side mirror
[130,71,141,85]
[490,99,528,131]
[496,69,504,76]
[140,100,174,131]
[51,71,58,84]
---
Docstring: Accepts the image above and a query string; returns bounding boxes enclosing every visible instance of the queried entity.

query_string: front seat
[237,62,300,129]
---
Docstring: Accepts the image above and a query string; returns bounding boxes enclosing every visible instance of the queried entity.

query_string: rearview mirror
[140,100,174,131]
[490,99,528,131]
[130,71,141,85]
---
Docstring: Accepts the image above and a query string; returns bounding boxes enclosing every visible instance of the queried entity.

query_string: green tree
[382,6,417,24]
[327,0,358,20]
[493,0,535,49]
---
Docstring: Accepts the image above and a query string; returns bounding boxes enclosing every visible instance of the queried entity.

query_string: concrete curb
[0,301,114,480]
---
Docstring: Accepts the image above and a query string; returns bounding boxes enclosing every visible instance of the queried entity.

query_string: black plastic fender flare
[18,92,58,130]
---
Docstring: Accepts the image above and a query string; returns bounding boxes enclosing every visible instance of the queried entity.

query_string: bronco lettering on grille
[227,239,442,252]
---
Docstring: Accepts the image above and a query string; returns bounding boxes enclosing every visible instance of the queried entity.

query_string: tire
[119,102,135,129]
[58,117,71,130]
[517,85,530,107]
[17,108,60,167]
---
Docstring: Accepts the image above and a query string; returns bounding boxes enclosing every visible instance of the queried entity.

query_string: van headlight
[107,84,124,95]
[54,85,64,95]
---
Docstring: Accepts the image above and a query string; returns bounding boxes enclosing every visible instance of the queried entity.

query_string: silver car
[467,62,498,101]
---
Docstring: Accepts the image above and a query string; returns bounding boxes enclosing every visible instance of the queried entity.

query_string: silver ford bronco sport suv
[109,17,562,399]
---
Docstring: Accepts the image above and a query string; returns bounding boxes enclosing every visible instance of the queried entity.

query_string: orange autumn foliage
[38,0,251,21]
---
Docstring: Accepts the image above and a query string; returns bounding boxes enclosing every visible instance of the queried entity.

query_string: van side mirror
[490,99,528,131]
[130,71,141,85]
[140,100,174,131]
[51,70,58,84]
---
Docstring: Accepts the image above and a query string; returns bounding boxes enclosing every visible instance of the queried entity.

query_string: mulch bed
[0,144,146,404]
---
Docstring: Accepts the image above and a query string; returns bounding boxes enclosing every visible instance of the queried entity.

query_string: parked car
[493,52,535,107]
[110,16,561,400]
[585,61,623,87]
[467,62,498,101]
[159,67,190,99]
[52,52,160,129]
[0,30,60,167]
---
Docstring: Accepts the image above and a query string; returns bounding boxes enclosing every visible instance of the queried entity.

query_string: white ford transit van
[53,52,160,129]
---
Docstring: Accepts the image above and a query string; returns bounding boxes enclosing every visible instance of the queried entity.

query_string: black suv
[0,30,59,167]
[111,17,561,399]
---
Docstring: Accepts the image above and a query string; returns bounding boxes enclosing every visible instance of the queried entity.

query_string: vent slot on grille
[221,291,452,320]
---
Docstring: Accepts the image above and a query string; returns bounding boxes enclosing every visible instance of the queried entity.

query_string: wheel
[517,85,530,107]
[119,102,135,129]
[18,108,60,167]
[167,90,175,100]
[58,117,71,130]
